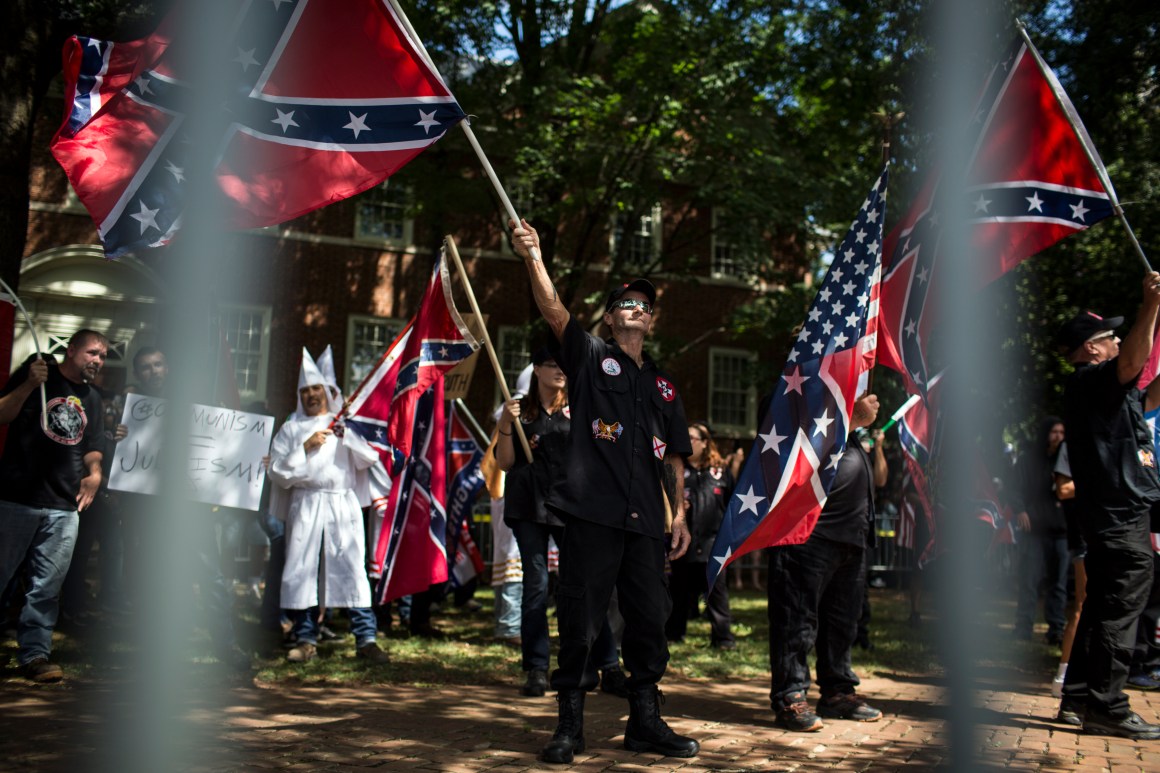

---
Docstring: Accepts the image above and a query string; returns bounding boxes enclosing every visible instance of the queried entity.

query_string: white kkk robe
[269,414,379,610]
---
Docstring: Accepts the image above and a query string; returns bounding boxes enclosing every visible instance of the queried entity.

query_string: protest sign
[109,393,274,511]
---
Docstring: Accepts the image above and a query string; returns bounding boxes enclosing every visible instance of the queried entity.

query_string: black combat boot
[541,690,585,764]
[623,685,699,757]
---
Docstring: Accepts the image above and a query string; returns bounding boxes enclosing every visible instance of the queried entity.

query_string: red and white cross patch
[655,377,675,402]
[652,436,667,459]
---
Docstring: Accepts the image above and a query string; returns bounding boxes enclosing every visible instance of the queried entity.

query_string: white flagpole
[1015,19,1151,272]
[383,0,541,261]
[0,276,48,431]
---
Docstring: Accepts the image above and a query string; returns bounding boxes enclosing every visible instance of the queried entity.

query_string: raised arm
[1118,271,1160,386]
[510,219,570,341]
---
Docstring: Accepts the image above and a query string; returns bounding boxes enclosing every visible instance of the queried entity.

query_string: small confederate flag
[708,168,887,582]
[51,0,465,257]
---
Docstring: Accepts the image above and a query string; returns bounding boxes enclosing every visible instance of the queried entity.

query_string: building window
[345,315,407,394]
[354,180,414,246]
[217,305,271,400]
[711,208,747,280]
[495,326,531,406]
[709,348,758,433]
[611,204,662,268]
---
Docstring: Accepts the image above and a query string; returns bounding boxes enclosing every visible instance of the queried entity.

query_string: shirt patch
[563,405,571,419]
[655,377,675,402]
[43,395,88,446]
[592,418,623,442]
[530,433,541,449]
[710,467,723,480]
[1141,448,1156,469]
[653,436,667,459]
[601,357,622,376]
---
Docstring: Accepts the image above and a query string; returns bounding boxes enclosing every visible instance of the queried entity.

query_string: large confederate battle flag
[708,168,887,583]
[51,0,465,257]
[878,36,1116,395]
[341,251,478,602]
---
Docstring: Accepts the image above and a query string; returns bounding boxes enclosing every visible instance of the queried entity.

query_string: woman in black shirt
[665,422,738,649]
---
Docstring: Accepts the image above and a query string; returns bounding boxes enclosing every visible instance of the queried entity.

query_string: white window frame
[710,208,747,280]
[495,326,532,407]
[353,180,414,247]
[344,314,408,395]
[216,304,272,403]
[708,347,758,435]
[610,203,662,269]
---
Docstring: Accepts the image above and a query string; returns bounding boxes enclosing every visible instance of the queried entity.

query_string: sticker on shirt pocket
[592,418,623,442]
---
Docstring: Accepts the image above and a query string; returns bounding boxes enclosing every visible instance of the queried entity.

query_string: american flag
[708,168,887,581]
[50,0,465,258]
[878,35,1115,396]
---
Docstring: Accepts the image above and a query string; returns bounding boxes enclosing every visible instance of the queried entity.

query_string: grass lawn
[3,579,1063,690]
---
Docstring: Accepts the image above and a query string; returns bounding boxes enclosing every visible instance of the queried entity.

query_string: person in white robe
[268,348,388,663]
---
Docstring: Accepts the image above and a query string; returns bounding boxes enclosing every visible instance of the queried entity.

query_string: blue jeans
[290,605,378,647]
[494,581,522,638]
[511,519,563,671]
[0,500,79,664]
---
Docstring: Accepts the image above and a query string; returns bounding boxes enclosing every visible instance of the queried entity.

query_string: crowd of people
[5,262,1160,758]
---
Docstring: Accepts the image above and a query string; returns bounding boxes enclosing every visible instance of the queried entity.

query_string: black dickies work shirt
[549,316,692,539]
[1063,357,1160,531]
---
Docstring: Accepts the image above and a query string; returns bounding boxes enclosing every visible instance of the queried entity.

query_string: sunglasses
[611,298,653,314]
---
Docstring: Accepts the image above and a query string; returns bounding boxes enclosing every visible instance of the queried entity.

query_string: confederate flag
[51,0,465,257]
[878,35,1116,396]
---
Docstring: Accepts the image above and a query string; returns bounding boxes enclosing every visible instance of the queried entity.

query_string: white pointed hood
[316,344,344,414]
[295,347,327,419]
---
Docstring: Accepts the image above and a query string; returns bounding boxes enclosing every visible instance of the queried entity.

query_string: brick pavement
[3,669,1160,771]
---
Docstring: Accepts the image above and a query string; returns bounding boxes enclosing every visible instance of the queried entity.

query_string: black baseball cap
[1055,310,1123,353]
[605,278,657,312]
[530,346,556,365]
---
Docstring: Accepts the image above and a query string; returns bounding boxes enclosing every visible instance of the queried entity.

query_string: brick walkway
[4,669,1160,771]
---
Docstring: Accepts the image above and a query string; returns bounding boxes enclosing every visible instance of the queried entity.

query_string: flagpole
[384,0,543,261]
[0,276,48,431]
[453,397,489,449]
[443,235,535,462]
[1015,19,1152,272]
[880,369,945,433]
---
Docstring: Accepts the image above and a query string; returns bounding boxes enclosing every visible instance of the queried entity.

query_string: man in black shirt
[765,394,887,731]
[511,219,698,764]
[1057,272,1160,740]
[0,329,107,682]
